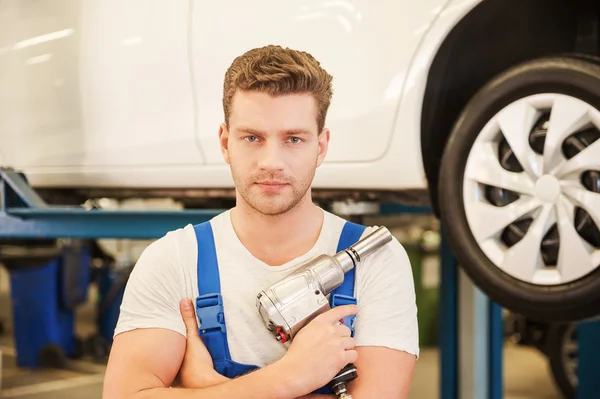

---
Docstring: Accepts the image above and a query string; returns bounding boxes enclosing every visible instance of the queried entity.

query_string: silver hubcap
[535,175,561,202]
[463,93,600,285]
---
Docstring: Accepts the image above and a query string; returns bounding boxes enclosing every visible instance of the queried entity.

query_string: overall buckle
[196,293,226,334]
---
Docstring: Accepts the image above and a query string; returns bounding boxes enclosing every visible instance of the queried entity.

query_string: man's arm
[103,299,361,398]
[101,234,302,399]
[174,301,335,398]
[299,346,416,399]
[102,327,297,399]
[347,346,416,398]
[341,232,420,398]
[165,299,361,399]
[296,347,416,399]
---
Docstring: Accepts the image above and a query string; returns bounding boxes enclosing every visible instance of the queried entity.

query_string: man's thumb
[180,298,199,335]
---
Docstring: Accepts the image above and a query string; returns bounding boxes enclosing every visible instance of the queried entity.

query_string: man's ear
[218,123,230,164]
[316,127,330,167]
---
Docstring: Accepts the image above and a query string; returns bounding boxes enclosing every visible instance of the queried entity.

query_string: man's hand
[277,305,360,397]
[176,298,341,397]
[175,298,230,388]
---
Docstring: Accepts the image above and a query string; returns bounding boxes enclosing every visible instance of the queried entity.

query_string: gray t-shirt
[114,208,420,367]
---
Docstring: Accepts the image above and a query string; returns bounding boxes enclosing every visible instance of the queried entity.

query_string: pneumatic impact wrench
[256,226,393,398]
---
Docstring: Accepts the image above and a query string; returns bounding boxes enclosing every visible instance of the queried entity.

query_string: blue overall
[193,220,366,395]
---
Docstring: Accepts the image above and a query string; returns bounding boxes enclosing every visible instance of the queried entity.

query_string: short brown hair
[222,45,333,132]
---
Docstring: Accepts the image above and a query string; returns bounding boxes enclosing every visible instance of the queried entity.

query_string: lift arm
[0,168,221,239]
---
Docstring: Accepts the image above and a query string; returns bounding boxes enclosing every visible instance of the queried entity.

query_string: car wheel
[547,323,577,399]
[439,55,600,322]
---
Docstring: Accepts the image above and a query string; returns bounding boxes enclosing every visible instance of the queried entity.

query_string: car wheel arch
[419,0,594,215]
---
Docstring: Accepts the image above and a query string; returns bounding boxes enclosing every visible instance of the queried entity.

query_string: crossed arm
[102,300,416,399]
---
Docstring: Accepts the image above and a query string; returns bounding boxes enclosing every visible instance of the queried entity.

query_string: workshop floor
[0,266,564,399]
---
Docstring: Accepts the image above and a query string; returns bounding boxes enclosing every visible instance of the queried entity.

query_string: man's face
[219,90,329,216]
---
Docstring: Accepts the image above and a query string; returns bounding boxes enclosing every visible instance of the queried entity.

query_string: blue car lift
[1,168,598,397]
[0,168,221,368]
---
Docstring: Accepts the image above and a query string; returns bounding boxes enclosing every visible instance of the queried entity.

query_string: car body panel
[192,0,445,166]
[0,0,202,172]
[0,0,483,192]
[76,0,202,167]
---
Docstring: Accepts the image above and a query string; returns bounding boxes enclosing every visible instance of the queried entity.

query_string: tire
[439,54,600,322]
[547,323,578,399]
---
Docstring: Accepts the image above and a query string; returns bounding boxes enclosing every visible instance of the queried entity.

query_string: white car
[2,0,600,322]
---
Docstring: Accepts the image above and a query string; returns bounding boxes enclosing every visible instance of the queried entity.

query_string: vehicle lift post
[578,320,600,397]
[438,225,503,399]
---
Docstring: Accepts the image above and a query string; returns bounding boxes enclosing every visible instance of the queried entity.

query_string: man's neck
[230,195,324,266]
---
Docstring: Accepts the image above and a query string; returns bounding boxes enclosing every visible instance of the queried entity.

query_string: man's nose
[258,141,285,172]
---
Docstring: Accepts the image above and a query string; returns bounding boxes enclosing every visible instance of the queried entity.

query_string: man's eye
[244,136,259,142]
[289,137,302,144]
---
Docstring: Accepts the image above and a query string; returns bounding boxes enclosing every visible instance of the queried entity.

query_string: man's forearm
[176,367,334,399]
[133,361,300,399]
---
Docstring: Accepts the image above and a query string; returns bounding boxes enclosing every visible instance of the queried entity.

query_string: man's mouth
[254,181,289,191]
[256,181,287,185]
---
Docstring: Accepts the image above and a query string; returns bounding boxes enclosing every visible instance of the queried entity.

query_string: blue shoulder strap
[193,221,232,363]
[331,221,367,336]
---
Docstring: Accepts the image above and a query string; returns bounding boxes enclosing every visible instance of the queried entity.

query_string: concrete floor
[0,266,565,399]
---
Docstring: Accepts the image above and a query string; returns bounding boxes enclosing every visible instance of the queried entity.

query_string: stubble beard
[234,169,316,217]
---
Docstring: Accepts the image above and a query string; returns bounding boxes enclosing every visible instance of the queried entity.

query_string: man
[103,45,418,398]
